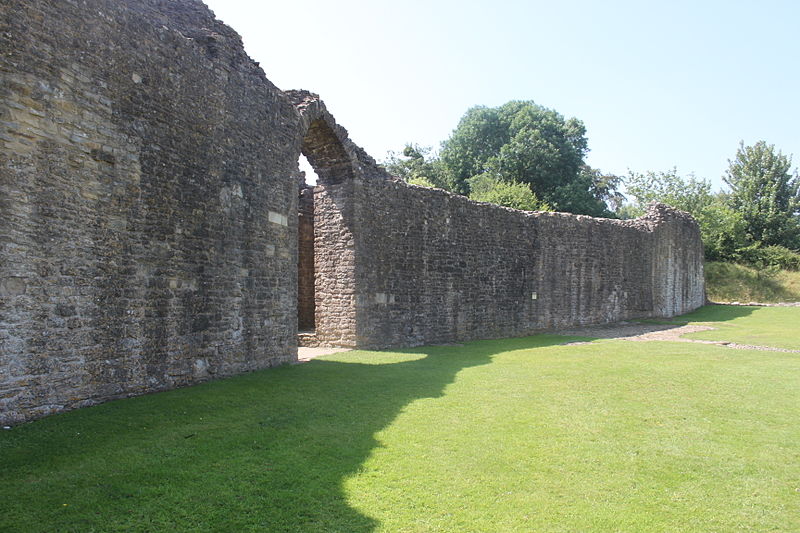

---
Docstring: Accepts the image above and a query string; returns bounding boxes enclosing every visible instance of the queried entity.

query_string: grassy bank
[704,261,800,303]
[2,306,799,532]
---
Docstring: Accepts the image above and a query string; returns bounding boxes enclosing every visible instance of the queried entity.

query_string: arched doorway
[297,155,317,333]
[295,115,358,347]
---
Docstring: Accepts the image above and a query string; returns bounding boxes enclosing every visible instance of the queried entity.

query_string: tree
[623,169,748,260]
[624,168,715,216]
[693,201,749,261]
[437,101,614,215]
[383,144,447,189]
[724,141,800,249]
[382,101,622,216]
[558,165,624,217]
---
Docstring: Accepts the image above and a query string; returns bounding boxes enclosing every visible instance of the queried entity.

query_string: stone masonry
[1,0,704,424]
[0,0,303,424]
[286,93,704,349]
[347,187,703,348]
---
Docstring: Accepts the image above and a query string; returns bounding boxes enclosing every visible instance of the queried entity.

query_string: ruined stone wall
[312,178,704,349]
[287,92,375,349]
[0,0,706,425]
[647,205,707,317]
[0,0,302,424]
[312,180,359,347]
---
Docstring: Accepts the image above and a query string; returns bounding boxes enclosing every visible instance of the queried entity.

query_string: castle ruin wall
[311,178,705,349]
[1,0,705,425]
[0,0,303,424]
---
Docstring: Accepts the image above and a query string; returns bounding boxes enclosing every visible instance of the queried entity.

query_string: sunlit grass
[1,308,799,532]
[672,304,800,350]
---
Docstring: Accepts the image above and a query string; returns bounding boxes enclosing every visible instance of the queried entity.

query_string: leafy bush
[694,202,749,262]
[734,244,800,271]
[407,176,438,188]
[468,174,551,211]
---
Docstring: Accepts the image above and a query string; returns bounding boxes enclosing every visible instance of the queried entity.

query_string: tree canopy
[724,141,800,249]
[623,143,800,268]
[383,144,445,189]
[383,101,619,216]
[623,169,748,261]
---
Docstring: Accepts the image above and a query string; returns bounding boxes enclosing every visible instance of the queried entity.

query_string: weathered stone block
[0,278,27,296]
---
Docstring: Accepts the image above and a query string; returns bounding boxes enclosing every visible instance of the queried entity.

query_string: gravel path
[556,322,800,353]
[711,301,800,307]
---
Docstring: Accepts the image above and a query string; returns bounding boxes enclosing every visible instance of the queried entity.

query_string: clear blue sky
[204,0,799,190]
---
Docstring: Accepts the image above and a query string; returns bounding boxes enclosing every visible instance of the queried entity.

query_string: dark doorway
[297,165,316,332]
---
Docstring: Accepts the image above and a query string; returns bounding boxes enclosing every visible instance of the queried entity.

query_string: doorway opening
[297,154,316,334]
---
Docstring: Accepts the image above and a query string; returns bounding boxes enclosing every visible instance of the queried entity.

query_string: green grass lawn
[2,306,799,532]
[668,304,800,350]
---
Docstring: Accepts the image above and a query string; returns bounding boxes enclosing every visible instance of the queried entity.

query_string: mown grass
[671,304,800,350]
[2,307,799,532]
[705,261,800,303]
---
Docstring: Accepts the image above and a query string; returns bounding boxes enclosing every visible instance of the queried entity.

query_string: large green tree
[382,101,621,216]
[724,141,800,249]
[436,101,607,213]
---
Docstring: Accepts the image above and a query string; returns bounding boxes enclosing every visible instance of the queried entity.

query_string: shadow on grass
[675,303,759,323]
[635,304,759,326]
[552,305,761,343]
[0,335,568,532]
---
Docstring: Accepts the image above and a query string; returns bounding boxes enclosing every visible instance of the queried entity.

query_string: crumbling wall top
[287,90,390,184]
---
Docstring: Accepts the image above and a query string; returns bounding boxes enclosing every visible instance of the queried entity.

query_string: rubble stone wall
[1,0,705,425]
[312,178,705,349]
[0,0,302,424]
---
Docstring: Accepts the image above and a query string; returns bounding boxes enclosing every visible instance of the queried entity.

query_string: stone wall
[0,0,302,424]
[1,0,705,425]
[310,178,705,349]
[288,92,386,349]
[312,180,359,347]
[286,94,703,350]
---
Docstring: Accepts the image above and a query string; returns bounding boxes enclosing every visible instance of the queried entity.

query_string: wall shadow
[671,303,760,322]
[0,335,569,532]
[551,304,762,343]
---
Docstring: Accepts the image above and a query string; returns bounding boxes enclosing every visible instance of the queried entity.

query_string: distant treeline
[383,101,800,269]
